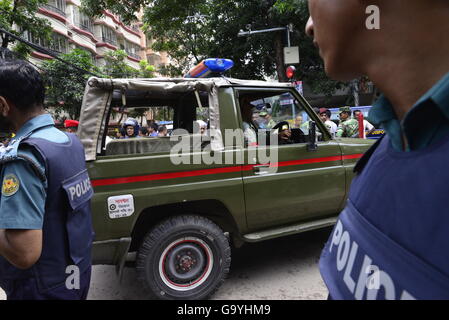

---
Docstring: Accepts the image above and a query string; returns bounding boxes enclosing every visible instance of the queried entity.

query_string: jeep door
[236,88,346,231]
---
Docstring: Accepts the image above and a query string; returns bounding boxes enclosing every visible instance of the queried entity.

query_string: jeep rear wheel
[136,215,231,300]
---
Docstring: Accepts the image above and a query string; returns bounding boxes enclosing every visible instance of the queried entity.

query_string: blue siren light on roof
[184,58,234,78]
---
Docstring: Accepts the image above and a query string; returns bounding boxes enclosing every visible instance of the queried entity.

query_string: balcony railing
[126,51,141,60]
[42,4,66,17]
[77,22,93,34]
[102,37,118,47]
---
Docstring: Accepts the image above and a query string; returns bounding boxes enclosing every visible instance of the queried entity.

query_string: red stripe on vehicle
[342,153,364,160]
[91,154,363,187]
[273,155,343,168]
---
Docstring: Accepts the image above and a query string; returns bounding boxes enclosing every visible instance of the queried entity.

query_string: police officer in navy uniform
[306,1,449,299]
[0,60,94,300]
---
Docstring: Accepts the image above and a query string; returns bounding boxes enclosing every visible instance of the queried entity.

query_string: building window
[73,7,93,33]
[43,0,66,17]
[101,25,117,46]
[125,41,141,60]
[50,33,69,54]
[23,31,68,55]
[23,30,50,48]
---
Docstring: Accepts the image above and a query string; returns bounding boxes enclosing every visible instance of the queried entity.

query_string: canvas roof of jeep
[78,76,293,161]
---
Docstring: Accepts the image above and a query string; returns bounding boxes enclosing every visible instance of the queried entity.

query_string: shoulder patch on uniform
[2,173,20,196]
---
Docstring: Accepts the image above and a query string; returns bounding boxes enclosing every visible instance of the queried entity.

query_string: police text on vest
[329,220,415,300]
[68,178,92,201]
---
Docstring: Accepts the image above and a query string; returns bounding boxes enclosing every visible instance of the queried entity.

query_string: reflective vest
[0,133,94,293]
[320,135,449,300]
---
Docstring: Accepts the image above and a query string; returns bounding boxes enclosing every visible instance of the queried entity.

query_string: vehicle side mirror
[307,121,318,152]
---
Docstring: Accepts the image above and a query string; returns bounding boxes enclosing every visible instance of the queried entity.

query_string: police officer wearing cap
[0,60,94,300]
[319,108,337,138]
[64,119,79,134]
[336,106,359,138]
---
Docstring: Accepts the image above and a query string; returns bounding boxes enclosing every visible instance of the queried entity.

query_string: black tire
[136,215,231,300]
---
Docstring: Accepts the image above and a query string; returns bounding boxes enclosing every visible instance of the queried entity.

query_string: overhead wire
[0,26,105,78]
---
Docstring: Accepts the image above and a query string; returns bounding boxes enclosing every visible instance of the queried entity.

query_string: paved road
[0,227,331,300]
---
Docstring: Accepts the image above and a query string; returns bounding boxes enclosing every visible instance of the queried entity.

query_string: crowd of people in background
[251,105,375,140]
[112,118,170,140]
[110,118,208,141]
[59,105,373,147]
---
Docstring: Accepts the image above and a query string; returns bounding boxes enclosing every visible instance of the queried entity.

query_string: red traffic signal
[286,66,296,79]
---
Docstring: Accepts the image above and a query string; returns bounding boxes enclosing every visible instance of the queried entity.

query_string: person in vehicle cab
[196,120,207,135]
[259,110,277,129]
[139,127,149,137]
[240,97,258,147]
[158,125,168,137]
[121,118,139,139]
[319,108,338,138]
[336,106,359,138]
[294,115,303,129]
[148,123,159,137]
[273,121,294,145]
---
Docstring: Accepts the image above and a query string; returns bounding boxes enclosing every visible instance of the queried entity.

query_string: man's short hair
[140,127,149,135]
[319,108,331,118]
[158,125,167,133]
[0,60,45,111]
[353,109,362,117]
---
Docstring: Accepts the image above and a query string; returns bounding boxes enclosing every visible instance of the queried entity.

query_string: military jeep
[78,72,373,300]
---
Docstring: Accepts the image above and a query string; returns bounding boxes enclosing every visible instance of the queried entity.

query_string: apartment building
[25,0,169,71]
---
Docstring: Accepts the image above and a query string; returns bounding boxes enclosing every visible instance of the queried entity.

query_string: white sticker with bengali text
[108,195,135,219]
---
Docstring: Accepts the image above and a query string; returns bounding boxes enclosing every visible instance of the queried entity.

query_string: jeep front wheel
[136,215,231,300]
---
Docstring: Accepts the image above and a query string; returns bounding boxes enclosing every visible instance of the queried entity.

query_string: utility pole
[238,24,298,82]
[352,79,360,107]
[238,24,293,47]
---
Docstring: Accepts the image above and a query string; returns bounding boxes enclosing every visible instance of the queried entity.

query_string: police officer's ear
[0,96,10,116]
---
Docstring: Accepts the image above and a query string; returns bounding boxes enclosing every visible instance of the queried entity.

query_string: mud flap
[114,237,132,282]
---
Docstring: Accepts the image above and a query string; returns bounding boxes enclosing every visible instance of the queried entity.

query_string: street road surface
[0,228,331,300]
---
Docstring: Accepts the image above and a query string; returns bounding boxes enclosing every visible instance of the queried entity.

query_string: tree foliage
[80,0,346,96]
[40,49,156,120]
[142,0,296,81]
[40,49,99,120]
[101,49,140,78]
[0,0,52,58]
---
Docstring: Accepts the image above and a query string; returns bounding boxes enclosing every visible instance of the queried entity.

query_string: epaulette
[0,135,47,182]
[0,137,22,163]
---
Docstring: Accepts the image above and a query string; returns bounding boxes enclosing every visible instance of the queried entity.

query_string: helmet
[121,118,140,138]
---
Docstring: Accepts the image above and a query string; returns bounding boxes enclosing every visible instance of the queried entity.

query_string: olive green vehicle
[77,76,373,300]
